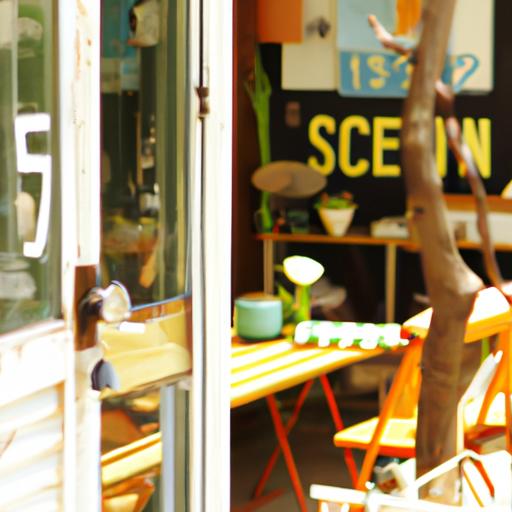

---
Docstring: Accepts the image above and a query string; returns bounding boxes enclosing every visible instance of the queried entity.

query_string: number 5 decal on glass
[15,113,51,258]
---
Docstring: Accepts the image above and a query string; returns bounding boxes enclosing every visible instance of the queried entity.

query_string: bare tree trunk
[401,0,483,502]
[369,15,506,295]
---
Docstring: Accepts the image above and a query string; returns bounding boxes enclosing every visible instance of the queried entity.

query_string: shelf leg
[385,244,397,323]
[263,239,274,295]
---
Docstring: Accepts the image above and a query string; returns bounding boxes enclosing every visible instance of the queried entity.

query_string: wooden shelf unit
[255,227,512,322]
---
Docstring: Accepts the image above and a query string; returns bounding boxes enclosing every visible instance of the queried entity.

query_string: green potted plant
[315,191,357,236]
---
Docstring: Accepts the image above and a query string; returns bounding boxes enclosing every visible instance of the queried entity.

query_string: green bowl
[234,294,283,341]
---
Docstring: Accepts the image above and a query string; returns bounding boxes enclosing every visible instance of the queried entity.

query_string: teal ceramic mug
[234,294,283,341]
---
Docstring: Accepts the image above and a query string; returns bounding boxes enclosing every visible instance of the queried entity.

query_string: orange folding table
[231,337,385,511]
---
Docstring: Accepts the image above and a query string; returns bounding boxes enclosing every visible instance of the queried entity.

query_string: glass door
[0,0,232,510]
[99,1,193,510]
[100,0,189,304]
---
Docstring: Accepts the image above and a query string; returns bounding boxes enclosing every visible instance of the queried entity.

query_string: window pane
[0,0,59,334]
[100,2,192,510]
[100,0,190,305]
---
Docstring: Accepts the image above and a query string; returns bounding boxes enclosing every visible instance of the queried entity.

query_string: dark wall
[232,0,263,303]
[262,41,406,227]
[260,1,512,223]
[232,1,512,319]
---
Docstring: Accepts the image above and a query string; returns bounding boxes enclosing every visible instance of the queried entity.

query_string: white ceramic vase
[318,207,355,236]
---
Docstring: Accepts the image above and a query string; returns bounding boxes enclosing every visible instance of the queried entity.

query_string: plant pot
[234,294,283,340]
[318,207,355,236]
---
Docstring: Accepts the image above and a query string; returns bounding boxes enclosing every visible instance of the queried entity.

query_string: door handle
[78,281,131,391]
[91,358,120,391]
[79,280,132,327]
[77,280,132,347]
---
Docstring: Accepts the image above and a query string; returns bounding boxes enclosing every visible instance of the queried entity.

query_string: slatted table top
[231,338,384,408]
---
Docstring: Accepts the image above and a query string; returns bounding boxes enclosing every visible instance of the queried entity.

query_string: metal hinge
[196,86,210,118]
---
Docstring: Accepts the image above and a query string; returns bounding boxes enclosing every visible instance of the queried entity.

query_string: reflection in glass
[100,0,189,306]
[101,389,162,510]
[100,1,191,510]
[0,0,58,334]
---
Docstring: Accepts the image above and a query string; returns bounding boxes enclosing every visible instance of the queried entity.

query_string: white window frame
[190,0,233,510]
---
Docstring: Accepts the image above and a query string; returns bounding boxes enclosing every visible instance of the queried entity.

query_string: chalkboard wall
[260,15,512,225]
[233,0,512,320]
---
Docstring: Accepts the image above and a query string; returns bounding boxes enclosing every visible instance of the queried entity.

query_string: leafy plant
[244,47,273,233]
[277,283,295,324]
[315,191,356,210]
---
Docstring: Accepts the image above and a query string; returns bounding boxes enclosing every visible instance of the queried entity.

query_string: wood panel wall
[231,0,263,303]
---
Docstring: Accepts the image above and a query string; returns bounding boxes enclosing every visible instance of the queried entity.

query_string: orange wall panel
[395,0,422,36]
[257,0,303,43]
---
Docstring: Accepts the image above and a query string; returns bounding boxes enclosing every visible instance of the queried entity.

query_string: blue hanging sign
[338,51,476,98]
[336,0,483,97]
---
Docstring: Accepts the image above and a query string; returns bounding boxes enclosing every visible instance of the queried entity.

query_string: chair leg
[504,331,512,453]
[319,374,358,487]
[356,342,422,490]
[477,332,508,425]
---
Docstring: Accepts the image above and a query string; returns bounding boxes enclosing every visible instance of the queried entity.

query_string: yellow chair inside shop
[332,287,512,490]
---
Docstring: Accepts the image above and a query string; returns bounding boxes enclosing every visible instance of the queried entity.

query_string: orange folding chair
[464,328,512,453]
[332,287,512,490]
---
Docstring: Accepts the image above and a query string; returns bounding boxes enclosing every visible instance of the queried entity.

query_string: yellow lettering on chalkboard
[339,116,370,177]
[462,118,491,178]
[307,115,336,176]
[373,117,401,176]
[435,116,447,178]
[368,55,390,90]
[306,115,492,179]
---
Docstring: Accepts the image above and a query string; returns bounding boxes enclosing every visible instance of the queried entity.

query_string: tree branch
[369,13,507,298]
[368,14,412,56]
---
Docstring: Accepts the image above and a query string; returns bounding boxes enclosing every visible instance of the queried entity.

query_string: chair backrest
[402,287,512,344]
[391,342,422,419]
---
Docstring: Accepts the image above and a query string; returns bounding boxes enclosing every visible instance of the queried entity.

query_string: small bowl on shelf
[317,206,356,236]
[315,191,356,237]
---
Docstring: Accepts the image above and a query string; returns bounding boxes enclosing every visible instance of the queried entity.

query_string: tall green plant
[245,48,273,233]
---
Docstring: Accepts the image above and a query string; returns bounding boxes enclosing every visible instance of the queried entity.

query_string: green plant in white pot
[315,191,357,236]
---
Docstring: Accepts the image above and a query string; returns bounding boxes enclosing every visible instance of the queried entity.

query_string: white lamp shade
[283,255,324,286]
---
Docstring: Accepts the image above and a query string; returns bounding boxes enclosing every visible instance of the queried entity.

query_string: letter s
[308,115,336,176]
